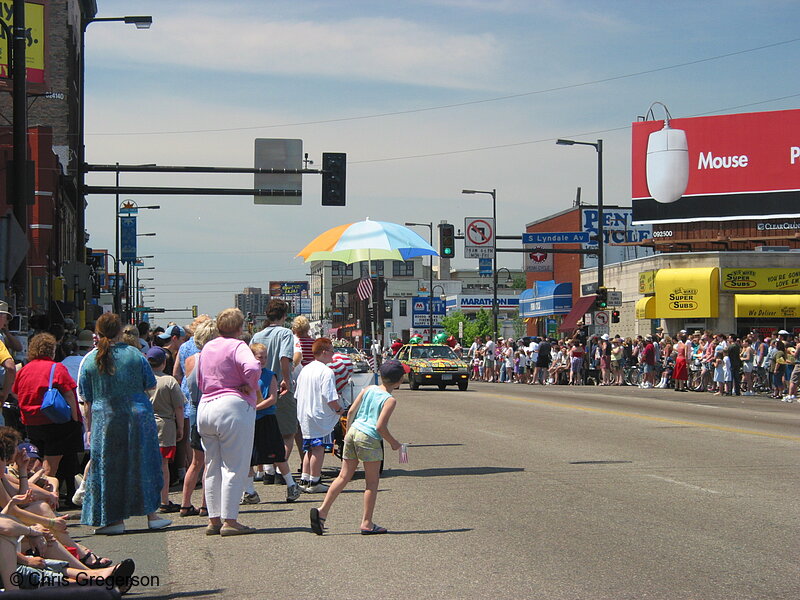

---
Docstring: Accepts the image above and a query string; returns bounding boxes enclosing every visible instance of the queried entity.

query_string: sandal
[111,558,136,594]
[159,501,180,513]
[80,550,114,569]
[310,508,326,536]
[199,507,209,517]
[180,505,200,517]
[360,524,388,535]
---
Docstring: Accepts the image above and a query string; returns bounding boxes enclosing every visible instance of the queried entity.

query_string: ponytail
[95,313,121,375]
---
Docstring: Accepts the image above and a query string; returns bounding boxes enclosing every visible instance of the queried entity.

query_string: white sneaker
[72,486,85,506]
[782,395,795,403]
[304,481,329,493]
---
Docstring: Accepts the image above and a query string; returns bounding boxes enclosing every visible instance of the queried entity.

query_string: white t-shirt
[528,342,539,362]
[485,340,495,360]
[295,360,340,439]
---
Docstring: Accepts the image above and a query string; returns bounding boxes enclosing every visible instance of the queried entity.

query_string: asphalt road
[74,381,800,599]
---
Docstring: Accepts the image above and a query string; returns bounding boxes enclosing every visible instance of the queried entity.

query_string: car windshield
[410,346,457,360]
[338,347,360,355]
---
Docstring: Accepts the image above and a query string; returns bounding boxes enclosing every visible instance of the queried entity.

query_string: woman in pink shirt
[196,308,261,536]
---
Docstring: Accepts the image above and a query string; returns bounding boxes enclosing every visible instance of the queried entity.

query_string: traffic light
[438,223,455,258]
[595,287,608,310]
[321,152,346,206]
[611,310,620,323]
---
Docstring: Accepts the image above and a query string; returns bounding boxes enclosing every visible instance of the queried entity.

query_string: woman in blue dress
[78,313,171,535]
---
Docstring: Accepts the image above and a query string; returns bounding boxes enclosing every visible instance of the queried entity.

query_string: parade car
[395,343,470,391]
[335,346,371,373]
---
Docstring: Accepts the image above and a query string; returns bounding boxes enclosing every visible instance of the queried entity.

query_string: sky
[83,0,800,324]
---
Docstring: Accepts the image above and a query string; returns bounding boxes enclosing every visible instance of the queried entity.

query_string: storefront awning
[734,294,800,318]
[519,281,573,318]
[558,295,597,332]
[654,267,719,318]
[635,296,656,319]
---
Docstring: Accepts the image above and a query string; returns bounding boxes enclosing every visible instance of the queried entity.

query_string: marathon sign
[632,109,800,224]
[445,295,519,312]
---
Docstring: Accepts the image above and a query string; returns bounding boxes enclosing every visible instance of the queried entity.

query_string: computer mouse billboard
[632,109,800,224]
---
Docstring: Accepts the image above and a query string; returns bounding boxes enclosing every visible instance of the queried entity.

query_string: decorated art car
[394,343,469,391]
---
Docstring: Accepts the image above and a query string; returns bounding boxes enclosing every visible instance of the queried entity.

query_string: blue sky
[83,0,800,322]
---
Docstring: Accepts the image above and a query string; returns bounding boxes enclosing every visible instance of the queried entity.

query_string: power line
[86,38,800,137]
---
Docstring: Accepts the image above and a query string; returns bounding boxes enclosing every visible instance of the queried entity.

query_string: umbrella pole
[369,255,378,384]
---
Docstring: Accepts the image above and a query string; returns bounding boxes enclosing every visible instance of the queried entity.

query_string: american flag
[356,276,373,301]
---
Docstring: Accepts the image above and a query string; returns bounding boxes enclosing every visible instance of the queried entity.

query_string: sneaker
[782,395,795,403]
[263,473,276,485]
[253,471,264,482]
[240,492,261,505]
[298,480,310,491]
[304,481,329,494]
[286,484,301,502]
[72,486,85,507]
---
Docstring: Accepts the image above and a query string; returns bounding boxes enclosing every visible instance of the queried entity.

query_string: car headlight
[419,367,433,373]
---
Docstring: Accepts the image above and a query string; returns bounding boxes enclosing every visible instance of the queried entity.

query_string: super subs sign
[631,109,800,224]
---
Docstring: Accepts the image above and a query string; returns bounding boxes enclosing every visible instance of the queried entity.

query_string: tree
[441,309,492,343]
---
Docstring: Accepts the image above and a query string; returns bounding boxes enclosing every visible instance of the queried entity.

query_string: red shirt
[642,343,656,366]
[12,359,76,426]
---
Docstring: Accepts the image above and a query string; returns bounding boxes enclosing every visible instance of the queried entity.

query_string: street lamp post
[556,138,604,289]
[405,222,434,341]
[79,15,152,263]
[115,201,158,318]
[462,189,498,340]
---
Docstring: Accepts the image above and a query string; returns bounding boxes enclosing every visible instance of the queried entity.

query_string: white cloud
[89,15,504,90]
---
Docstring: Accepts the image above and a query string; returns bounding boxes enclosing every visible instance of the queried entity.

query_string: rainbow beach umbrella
[296,218,438,264]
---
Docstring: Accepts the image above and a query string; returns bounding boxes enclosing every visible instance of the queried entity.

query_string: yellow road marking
[484,392,800,443]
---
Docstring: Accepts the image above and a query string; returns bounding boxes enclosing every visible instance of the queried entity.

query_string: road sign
[608,291,623,306]
[478,258,492,276]
[594,311,609,325]
[464,246,493,259]
[522,232,590,244]
[465,217,494,248]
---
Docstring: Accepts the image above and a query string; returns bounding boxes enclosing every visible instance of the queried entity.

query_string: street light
[115,200,158,320]
[556,138,604,288]
[78,15,152,262]
[461,188,498,340]
[405,222,434,340]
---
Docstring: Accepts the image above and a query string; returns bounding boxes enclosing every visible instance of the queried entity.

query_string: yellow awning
[635,296,656,319]
[655,267,719,318]
[734,294,800,318]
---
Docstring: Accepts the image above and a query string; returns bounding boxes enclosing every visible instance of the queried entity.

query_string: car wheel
[437,383,447,390]
[409,373,420,390]
[458,380,468,391]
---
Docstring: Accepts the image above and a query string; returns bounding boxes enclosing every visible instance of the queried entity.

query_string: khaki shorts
[343,427,383,463]
[791,363,800,386]
[275,391,299,436]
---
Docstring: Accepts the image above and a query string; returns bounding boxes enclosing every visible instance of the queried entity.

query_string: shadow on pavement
[147,589,225,599]
[384,466,524,478]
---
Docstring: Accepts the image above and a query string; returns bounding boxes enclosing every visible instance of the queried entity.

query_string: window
[360,261,384,277]
[392,261,414,276]
[399,299,407,317]
[331,262,352,277]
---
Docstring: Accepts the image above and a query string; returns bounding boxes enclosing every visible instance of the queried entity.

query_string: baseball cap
[379,359,411,380]
[145,346,167,363]
[601,334,609,340]
[18,442,40,459]
[76,329,95,348]
[158,325,185,340]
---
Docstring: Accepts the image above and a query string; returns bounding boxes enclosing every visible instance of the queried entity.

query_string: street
[77,382,800,599]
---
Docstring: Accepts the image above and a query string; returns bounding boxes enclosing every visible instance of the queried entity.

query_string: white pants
[197,395,255,520]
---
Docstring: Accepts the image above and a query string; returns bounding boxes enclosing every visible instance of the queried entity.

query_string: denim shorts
[342,427,383,463]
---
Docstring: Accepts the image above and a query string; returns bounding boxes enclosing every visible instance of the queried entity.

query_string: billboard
[632,109,800,224]
[269,281,309,314]
[411,296,446,328]
[0,2,45,84]
[581,208,653,267]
